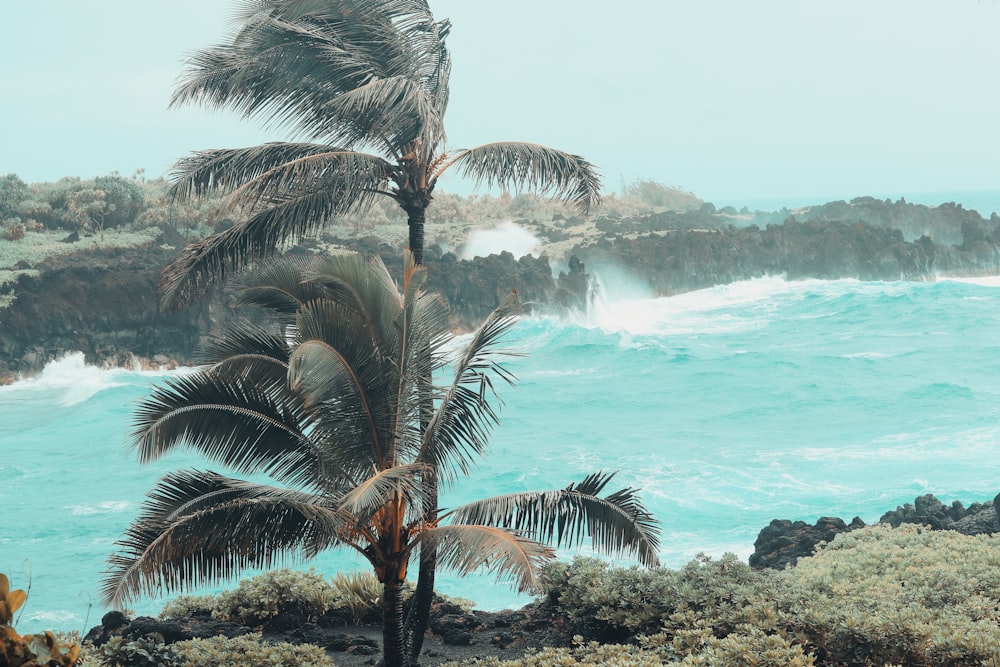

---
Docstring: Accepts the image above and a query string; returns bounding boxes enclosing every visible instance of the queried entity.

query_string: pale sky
[2,1,998,206]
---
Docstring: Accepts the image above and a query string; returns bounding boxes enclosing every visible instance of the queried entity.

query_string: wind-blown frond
[448,471,661,568]
[160,152,391,308]
[288,335,388,472]
[171,0,447,140]
[302,252,406,355]
[419,290,520,480]
[226,255,329,322]
[317,75,445,155]
[168,143,355,200]
[415,525,555,593]
[439,142,602,214]
[129,369,324,489]
[102,470,348,606]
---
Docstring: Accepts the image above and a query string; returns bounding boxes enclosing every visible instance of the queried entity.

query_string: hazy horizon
[2,1,998,206]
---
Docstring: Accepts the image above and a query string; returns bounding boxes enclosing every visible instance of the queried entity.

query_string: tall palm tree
[160,0,602,307]
[104,252,659,667]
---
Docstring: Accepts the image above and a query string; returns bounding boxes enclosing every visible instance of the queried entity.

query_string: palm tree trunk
[402,194,436,661]
[407,210,426,265]
[404,473,437,662]
[382,579,408,667]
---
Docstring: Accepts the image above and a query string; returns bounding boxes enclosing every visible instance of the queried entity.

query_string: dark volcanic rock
[879,492,1000,534]
[84,613,253,647]
[753,493,1000,570]
[749,516,866,570]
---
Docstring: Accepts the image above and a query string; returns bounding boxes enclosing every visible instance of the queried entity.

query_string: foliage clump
[159,569,337,626]
[0,573,82,666]
[780,523,1000,665]
[534,525,1000,666]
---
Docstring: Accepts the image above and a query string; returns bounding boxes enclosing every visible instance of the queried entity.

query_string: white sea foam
[69,500,132,516]
[0,351,189,406]
[460,220,540,260]
[938,275,1000,287]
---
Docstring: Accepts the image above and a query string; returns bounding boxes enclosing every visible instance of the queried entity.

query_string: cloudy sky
[2,1,998,207]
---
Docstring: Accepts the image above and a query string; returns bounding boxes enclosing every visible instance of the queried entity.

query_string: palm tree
[160,0,602,307]
[103,252,659,667]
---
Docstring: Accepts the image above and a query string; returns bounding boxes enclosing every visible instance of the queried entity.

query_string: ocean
[5,272,1000,634]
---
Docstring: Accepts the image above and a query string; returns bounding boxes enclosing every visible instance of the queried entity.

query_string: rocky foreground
[76,491,1000,666]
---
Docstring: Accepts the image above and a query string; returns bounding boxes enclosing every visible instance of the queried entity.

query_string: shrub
[205,569,338,626]
[172,634,333,667]
[5,223,24,241]
[780,524,1000,665]
[330,571,382,624]
[540,554,782,643]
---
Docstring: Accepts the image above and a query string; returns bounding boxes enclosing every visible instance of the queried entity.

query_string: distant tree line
[0,172,702,243]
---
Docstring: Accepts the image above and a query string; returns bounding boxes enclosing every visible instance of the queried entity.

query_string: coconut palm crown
[160,0,602,307]
[103,252,659,667]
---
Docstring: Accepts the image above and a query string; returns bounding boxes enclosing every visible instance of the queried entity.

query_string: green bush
[540,553,782,642]
[172,634,333,667]
[780,524,1000,665]
[86,633,332,667]
[160,569,337,626]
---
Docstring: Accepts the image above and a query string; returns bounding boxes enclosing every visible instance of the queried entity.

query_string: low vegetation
[53,524,1000,665]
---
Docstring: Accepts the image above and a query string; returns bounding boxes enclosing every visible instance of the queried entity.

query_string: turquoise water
[5,274,1000,633]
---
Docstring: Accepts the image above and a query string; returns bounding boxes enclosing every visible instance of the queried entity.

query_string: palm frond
[439,142,602,214]
[419,290,521,481]
[130,369,324,489]
[195,320,290,366]
[102,470,349,606]
[415,525,555,593]
[448,471,661,568]
[317,75,445,155]
[171,1,448,140]
[159,152,391,309]
[336,462,431,525]
[226,255,329,321]
[301,252,406,356]
[287,336,389,472]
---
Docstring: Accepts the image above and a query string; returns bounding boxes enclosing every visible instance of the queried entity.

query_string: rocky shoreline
[4,195,1000,383]
[749,492,1000,570]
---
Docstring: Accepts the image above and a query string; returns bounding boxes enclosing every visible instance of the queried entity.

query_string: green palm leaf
[439,142,602,214]
[171,1,444,138]
[130,369,326,489]
[195,321,291,366]
[448,471,661,568]
[420,290,520,480]
[317,75,445,155]
[415,525,555,593]
[102,470,349,606]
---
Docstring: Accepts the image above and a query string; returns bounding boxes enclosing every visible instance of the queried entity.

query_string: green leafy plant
[331,571,383,624]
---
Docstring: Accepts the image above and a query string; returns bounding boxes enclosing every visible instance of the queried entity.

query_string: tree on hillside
[103,252,660,667]
[159,0,602,307]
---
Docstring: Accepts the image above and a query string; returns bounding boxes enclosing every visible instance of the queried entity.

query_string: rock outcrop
[750,493,1000,570]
